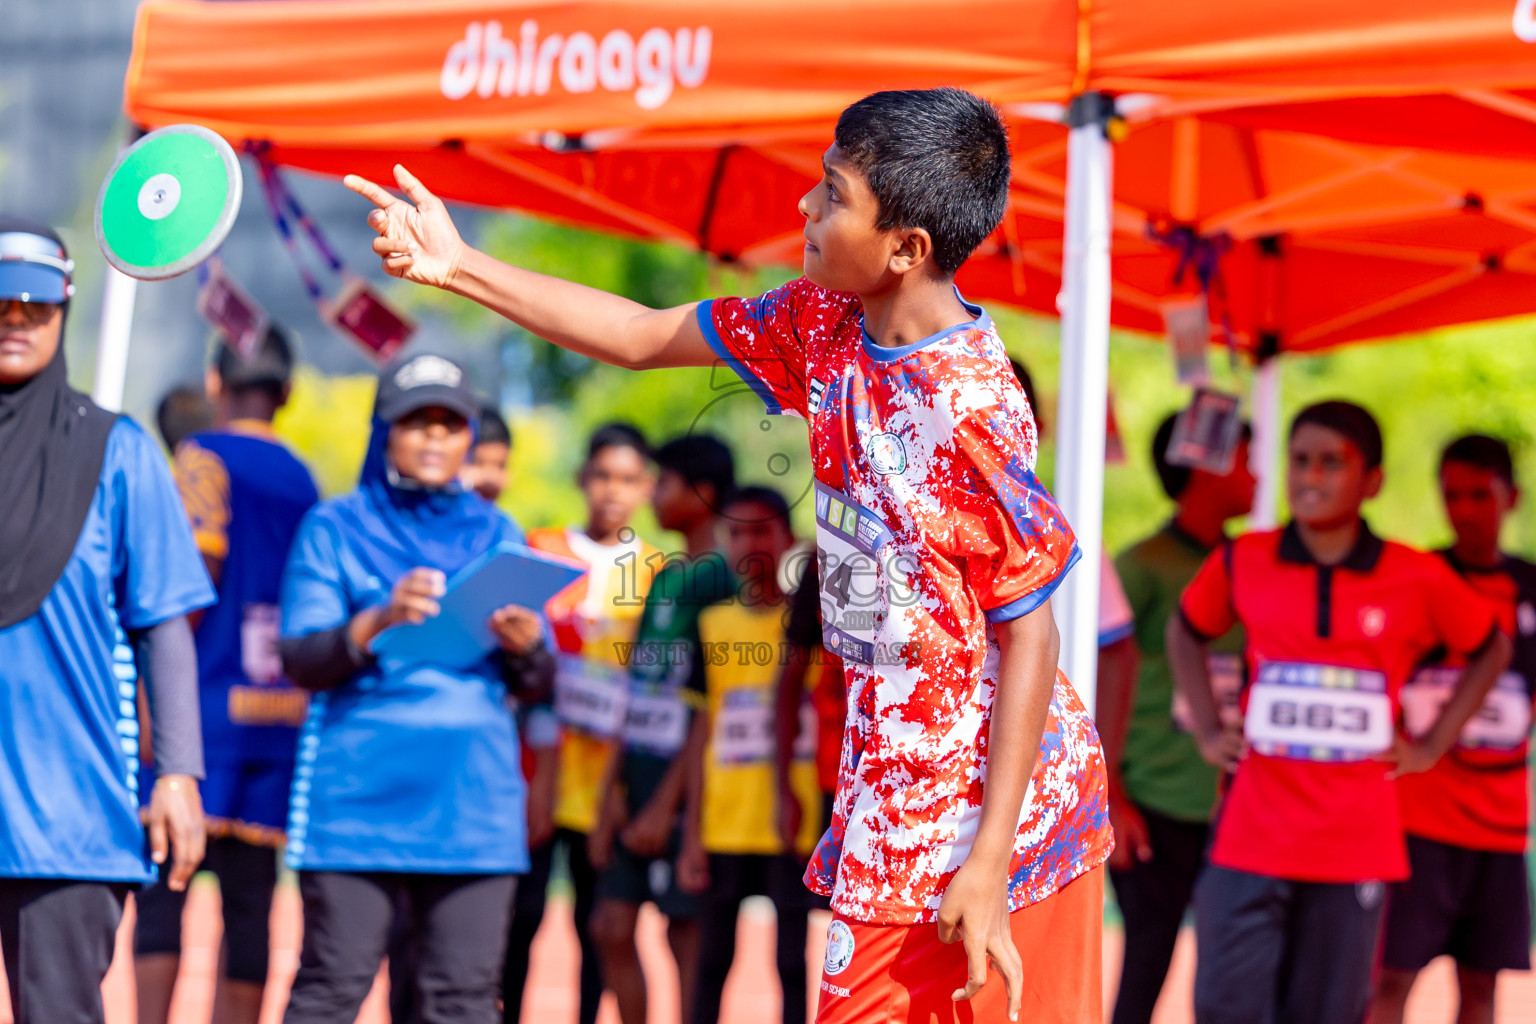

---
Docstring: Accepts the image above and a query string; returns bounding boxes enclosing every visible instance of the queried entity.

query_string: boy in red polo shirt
[1370,434,1536,1024]
[348,86,1112,1023]
[1168,402,1511,1024]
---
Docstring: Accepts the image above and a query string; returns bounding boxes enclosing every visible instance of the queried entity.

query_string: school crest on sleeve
[808,376,828,415]
[866,431,907,476]
[823,919,855,975]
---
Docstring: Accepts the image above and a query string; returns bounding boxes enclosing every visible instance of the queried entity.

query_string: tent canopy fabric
[127,0,1536,139]
[123,0,1536,352]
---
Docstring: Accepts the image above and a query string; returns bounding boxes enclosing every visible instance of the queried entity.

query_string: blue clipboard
[371,542,587,669]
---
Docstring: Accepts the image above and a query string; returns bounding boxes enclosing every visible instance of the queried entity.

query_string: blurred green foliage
[272,216,1536,561]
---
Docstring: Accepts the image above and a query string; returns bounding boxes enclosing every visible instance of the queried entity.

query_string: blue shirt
[280,495,530,874]
[0,419,214,882]
[169,424,319,833]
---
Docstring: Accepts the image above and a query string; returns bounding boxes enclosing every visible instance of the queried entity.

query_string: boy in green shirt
[1100,413,1254,1024]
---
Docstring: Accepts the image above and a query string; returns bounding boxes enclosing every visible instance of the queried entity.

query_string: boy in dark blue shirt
[136,325,319,1024]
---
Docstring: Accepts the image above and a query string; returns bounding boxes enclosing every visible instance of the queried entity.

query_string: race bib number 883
[1244,662,1392,762]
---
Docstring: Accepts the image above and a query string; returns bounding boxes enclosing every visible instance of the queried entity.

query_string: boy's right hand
[676,836,710,894]
[1195,721,1245,771]
[346,166,467,291]
[1106,786,1152,870]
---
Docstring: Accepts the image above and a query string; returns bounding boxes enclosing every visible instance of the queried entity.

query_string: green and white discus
[94,124,242,280]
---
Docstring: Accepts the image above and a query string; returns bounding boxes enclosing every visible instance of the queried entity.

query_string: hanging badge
[1166,386,1243,474]
[323,277,415,363]
[196,260,269,357]
[1162,294,1211,385]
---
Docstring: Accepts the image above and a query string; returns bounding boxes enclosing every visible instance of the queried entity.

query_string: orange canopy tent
[120,0,1536,703]
[122,0,1536,354]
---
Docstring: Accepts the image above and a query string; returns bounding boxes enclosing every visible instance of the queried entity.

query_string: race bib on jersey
[240,603,283,685]
[712,687,775,764]
[814,481,910,666]
[1401,668,1533,751]
[622,685,690,755]
[1173,652,1245,733]
[554,657,629,739]
[1244,662,1393,762]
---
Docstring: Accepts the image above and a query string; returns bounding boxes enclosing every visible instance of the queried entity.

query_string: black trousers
[283,870,516,1024]
[502,827,601,1024]
[135,836,278,984]
[693,853,812,1024]
[0,878,129,1024]
[1194,864,1384,1024]
[1107,804,1209,1024]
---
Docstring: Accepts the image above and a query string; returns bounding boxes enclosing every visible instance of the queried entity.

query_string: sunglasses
[0,299,61,326]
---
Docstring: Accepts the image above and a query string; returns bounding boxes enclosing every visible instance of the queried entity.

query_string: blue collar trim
[860,288,989,363]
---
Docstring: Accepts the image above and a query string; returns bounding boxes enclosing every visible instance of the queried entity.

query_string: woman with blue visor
[278,353,553,1023]
[0,217,213,1023]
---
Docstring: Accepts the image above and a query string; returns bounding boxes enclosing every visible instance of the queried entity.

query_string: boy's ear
[888,226,936,277]
[204,366,222,402]
[1363,466,1385,501]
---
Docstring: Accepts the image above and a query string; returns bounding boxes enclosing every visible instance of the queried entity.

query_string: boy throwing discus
[347,87,1112,1023]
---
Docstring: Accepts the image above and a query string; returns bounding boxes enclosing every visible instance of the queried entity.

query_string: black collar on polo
[1278,519,1384,573]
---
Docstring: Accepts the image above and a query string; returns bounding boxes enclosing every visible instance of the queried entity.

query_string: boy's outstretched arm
[346,166,716,370]
[936,600,1059,1023]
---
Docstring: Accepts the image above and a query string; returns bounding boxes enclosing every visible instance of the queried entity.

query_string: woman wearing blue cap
[0,216,213,1023]
[278,353,552,1023]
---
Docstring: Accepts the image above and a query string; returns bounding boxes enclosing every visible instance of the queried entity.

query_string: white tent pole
[1053,93,1115,716]
[92,266,139,412]
[1249,356,1283,529]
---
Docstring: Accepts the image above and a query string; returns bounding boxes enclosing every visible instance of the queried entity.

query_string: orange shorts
[814,867,1104,1024]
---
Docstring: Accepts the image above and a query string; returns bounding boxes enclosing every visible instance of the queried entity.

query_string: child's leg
[589,896,646,1024]
[691,854,746,1024]
[767,856,812,1024]
[500,835,556,1023]
[564,827,606,1024]
[1453,966,1497,1024]
[815,866,1104,1024]
[1192,864,1290,1024]
[1273,879,1383,1024]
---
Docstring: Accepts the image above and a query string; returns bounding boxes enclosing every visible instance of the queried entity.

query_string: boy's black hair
[1153,412,1255,500]
[1441,433,1516,487]
[1291,401,1383,470]
[587,421,651,463]
[476,406,512,448]
[213,323,294,402]
[724,485,792,529]
[834,88,1011,276]
[655,434,736,506]
[155,384,213,452]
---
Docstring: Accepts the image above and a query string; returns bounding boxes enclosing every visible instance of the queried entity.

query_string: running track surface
[0,880,1530,1023]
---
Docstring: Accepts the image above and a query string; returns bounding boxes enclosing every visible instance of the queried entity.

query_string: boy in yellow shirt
[679,486,821,1024]
[504,423,658,1024]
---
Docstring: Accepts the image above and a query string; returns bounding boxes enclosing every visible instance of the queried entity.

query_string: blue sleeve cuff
[695,299,783,416]
[1098,621,1134,648]
[984,544,1082,624]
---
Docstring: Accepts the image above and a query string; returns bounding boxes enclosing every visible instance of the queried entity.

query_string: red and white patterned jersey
[698,278,1113,926]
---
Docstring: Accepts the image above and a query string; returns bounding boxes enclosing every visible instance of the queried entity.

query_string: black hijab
[0,219,118,630]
